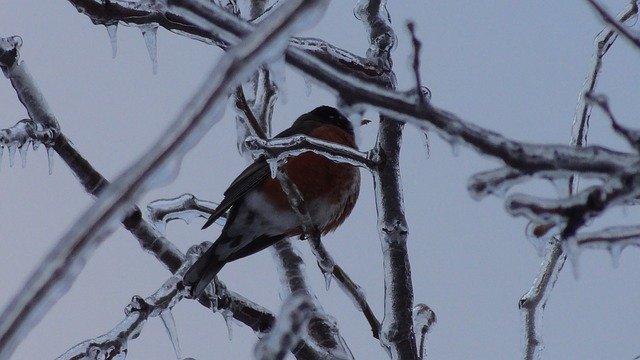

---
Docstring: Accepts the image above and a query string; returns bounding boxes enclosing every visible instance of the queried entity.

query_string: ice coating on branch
[413,303,436,359]
[254,292,313,360]
[106,23,118,58]
[525,222,556,257]
[159,309,182,359]
[146,194,219,233]
[467,168,529,201]
[140,24,158,74]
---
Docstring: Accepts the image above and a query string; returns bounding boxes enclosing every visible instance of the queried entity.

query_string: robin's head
[302,106,354,137]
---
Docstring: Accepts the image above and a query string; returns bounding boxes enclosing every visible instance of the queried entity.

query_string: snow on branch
[0,1,328,357]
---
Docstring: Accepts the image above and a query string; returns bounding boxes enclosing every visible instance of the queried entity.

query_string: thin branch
[519,241,565,360]
[245,135,375,169]
[584,0,640,49]
[412,304,436,360]
[0,1,327,357]
[569,0,638,191]
[585,92,640,152]
[57,260,192,360]
[146,193,219,232]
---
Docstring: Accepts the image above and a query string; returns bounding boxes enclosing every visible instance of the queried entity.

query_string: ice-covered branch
[245,135,375,169]
[571,1,638,148]
[57,260,192,360]
[507,169,640,239]
[519,241,565,360]
[585,0,640,50]
[585,92,640,152]
[575,225,640,260]
[254,291,314,360]
[355,0,418,358]
[0,1,326,357]
[412,304,436,360]
[271,241,353,360]
[569,1,638,191]
[147,193,219,233]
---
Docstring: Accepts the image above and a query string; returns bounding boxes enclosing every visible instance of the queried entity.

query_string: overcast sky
[1,1,640,359]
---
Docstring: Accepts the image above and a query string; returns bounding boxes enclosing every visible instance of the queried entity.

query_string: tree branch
[584,0,640,49]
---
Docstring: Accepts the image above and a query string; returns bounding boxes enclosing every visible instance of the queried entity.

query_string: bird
[184,106,361,298]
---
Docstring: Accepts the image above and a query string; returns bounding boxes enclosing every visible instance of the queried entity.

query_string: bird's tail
[183,242,226,298]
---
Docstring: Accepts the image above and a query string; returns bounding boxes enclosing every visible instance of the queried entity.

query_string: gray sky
[1,0,639,359]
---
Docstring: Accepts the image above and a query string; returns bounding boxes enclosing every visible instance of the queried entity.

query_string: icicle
[267,158,278,179]
[46,146,54,174]
[267,57,286,103]
[0,146,3,171]
[221,309,234,341]
[8,145,16,167]
[18,143,27,168]
[159,310,182,359]
[421,130,430,159]
[140,24,158,74]
[323,271,332,291]
[562,237,581,279]
[303,75,312,96]
[608,243,624,268]
[32,140,40,150]
[106,23,118,58]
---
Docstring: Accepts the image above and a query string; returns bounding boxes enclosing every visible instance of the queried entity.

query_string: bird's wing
[201,159,270,229]
[201,120,316,230]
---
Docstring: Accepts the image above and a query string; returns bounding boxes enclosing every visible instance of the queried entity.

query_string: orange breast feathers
[261,124,361,234]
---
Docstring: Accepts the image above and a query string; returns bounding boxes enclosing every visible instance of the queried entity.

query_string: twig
[585,92,640,152]
[584,0,640,49]
[519,241,565,360]
[569,0,638,191]
[57,260,192,360]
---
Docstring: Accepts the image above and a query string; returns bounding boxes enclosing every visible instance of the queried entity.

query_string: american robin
[184,106,361,297]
